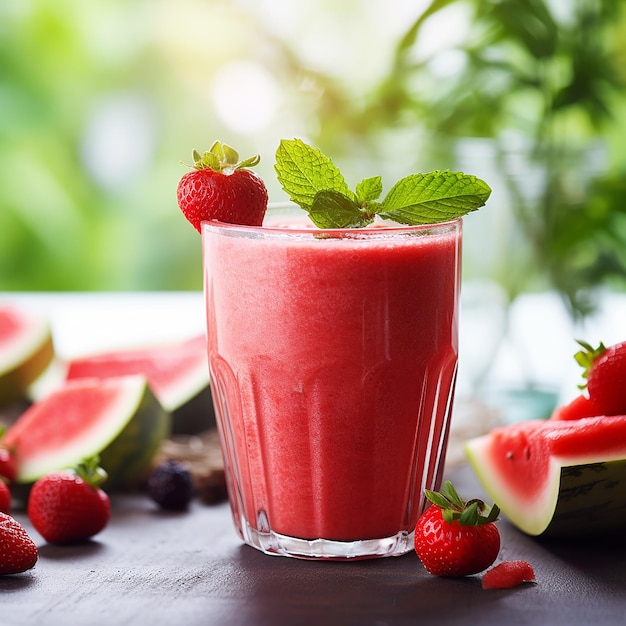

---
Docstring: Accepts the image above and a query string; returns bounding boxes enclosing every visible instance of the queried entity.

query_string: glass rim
[201,202,462,239]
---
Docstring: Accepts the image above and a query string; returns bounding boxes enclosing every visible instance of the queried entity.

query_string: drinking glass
[203,206,462,560]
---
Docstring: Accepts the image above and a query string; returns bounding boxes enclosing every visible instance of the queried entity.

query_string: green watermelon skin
[546,460,626,537]
[0,306,55,406]
[168,385,214,436]
[4,376,170,491]
[98,383,170,491]
[465,415,626,537]
[64,335,214,435]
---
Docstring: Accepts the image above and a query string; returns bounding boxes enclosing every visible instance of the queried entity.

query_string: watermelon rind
[465,418,626,537]
[465,434,562,536]
[99,380,171,490]
[0,307,55,406]
[170,386,214,435]
[64,335,214,435]
[5,375,170,490]
[546,459,626,536]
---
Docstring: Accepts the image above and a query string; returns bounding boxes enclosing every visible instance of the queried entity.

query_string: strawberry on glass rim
[176,141,268,232]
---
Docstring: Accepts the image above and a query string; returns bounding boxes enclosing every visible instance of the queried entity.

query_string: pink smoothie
[204,214,461,546]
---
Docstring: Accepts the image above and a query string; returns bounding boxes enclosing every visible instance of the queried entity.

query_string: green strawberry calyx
[275,138,492,228]
[425,480,500,526]
[186,141,261,174]
[574,339,607,389]
[71,455,108,489]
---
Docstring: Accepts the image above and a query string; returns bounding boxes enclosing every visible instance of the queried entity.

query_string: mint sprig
[275,138,491,228]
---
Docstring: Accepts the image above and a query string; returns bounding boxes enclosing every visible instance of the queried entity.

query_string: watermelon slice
[3,376,170,490]
[64,335,214,435]
[0,306,55,406]
[549,393,602,421]
[465,415,626,537]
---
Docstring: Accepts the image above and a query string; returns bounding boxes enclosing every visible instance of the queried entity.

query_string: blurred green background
[2,0,626,319]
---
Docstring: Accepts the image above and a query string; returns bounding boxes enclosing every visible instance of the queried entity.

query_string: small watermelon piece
[465,415,626,536]
[0,306,55,406]
[64,335,214,435]
[3,376,170,490]
[482,561,535,589]
[549,393,603,421]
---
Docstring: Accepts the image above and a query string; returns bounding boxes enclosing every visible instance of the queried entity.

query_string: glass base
[237,515,415,560]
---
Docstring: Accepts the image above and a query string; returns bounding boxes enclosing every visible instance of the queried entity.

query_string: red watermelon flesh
[3,375,169,488]
[549,393,603,421]
[465,415,626,536]
[0,306,54,405]
[65,335,208,413]
[482,560,535,589]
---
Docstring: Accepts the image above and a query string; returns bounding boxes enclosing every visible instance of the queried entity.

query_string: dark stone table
[1,293,624,624]
[2,464,624,626]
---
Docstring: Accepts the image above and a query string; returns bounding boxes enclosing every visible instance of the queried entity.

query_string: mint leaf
[273,140,491,228]
[309,190,374,228]
[356,176,383,204]
[275,139,354,210]
[379,171,491,225]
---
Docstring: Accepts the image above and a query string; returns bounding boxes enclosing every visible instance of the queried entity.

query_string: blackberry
[147,459,194,511]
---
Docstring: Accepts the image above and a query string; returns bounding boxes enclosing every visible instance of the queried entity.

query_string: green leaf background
[1,0,625,316]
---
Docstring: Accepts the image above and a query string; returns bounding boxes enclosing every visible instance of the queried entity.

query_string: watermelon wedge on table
[0,306,54,406]
[465,415,626,537]
[3,375,169,490]
[64,334,214,434]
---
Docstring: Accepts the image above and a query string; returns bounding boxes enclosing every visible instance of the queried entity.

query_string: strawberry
[482,560,536,589]
[0,480,11,513]
[414,480,500,577]
[177,141,268,232]
[27,456,111,544]
[0,447,16,483]
[575,339,626,415]
[0,512,38,575]
[0,429,17,483]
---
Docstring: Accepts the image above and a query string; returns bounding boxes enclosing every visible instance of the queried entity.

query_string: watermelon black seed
[147,459,195,511]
